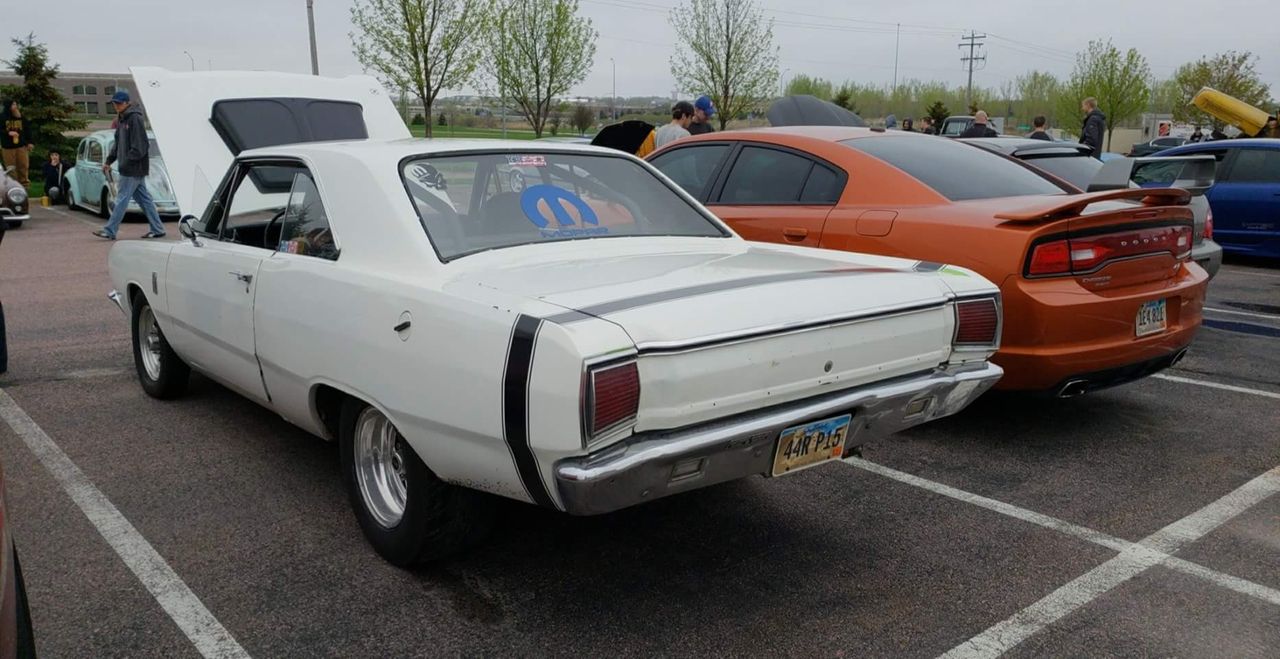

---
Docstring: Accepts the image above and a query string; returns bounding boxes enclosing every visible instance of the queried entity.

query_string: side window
[206,163,304,247]
[278,172,338,260]
[87,140,103,163]
[649,145,729,199]
[800,163,842,203]
[720,146,827,204]
[1224,150,1280,183]
[78,139,89,161]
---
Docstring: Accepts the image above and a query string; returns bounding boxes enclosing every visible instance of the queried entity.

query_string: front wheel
[339,398,494,566]
[131,295,190,399]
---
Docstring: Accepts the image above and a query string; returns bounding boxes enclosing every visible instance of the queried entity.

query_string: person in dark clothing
[919,116,937,135]
[43,151,70,204]
[1079,97,1106,159]
[900,117,914,132]
[688,95,716,135]
[1189,126,1203,143]
[93,90,165,240]
[1027,116,1052,140]
[959,111,999,138]
[1,99,33,188]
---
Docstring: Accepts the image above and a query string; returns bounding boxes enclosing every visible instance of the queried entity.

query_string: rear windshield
[1020,155,1102,191]
[842,137,1068,200]
[401,152,729,261]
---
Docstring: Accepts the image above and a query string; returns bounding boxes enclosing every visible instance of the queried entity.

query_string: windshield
[1021,155,1102,191]
[401,152,729,260]
[843,137,1068,200]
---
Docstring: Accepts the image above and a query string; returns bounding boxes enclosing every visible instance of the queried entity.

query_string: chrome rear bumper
[554,361,1002,515]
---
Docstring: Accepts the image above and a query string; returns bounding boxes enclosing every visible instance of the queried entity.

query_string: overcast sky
[6,0,1277,102]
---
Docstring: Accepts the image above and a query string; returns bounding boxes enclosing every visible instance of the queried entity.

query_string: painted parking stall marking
[1152,373,1280,400]
[0,390,251,659]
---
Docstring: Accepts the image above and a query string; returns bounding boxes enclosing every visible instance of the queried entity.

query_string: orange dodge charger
[649,127,1208,395]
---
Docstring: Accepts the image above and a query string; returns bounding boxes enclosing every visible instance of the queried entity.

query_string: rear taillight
[954,298,1000,347]
[1204,209,1213,240]
[1026,225,1192,277]
[585,361,639,440]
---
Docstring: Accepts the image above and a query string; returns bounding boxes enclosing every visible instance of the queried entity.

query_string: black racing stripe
[913,261,945,272]
[502,314,558,509]
[542,266,902,325]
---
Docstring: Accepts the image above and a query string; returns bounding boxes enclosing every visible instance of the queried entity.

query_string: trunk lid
[450,240,978,429]
[129,66,410,217]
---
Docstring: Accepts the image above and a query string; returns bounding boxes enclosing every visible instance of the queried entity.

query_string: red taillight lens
[955,298,999,346]
[1029,240,1071,275]
[589,362,639,437]
[1204,209,1213,240]
[1027,225,1192,277]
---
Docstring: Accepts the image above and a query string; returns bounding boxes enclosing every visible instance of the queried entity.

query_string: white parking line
[1218,267,1280,280]
[1152,373,1280,400]
[842,458,1280,657]
[941,465,1280,658]
[0,390,251,659]
[37,204,103,229]
[1204,307,1280,321]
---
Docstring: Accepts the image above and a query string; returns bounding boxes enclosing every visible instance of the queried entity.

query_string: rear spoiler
[1086,155,1217,197]
[994,187,1190,223]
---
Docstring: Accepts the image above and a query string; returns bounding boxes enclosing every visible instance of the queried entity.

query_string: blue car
[1159,139,1280,259]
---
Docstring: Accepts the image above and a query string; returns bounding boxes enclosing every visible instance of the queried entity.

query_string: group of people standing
[654,95,717,149]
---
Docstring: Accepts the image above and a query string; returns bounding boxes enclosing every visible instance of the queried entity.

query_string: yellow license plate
[772,414,851,477]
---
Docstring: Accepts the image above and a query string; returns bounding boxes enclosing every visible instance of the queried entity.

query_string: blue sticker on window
[520,184,608,238]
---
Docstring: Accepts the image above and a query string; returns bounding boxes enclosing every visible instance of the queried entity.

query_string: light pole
[306,0,320,75]
[183,50,195,71]
[610,57,616,121]
[779,67,790,97]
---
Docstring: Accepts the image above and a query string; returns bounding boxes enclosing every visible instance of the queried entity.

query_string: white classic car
[107,68,1004,565]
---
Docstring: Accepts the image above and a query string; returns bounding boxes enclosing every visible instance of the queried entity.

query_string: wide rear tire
[130,294,190,399]
[339,398,494,566]
[98,189,110,219]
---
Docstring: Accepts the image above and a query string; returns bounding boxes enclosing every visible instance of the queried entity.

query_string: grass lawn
[409,125,541,140]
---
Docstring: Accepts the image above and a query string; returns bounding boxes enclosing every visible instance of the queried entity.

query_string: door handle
[229,271,254,285]
[782,227,809,241]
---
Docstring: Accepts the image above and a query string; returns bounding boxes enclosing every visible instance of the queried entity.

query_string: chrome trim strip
[555,362,1003,515]
[634,299,950,355]
[542,266,908,325]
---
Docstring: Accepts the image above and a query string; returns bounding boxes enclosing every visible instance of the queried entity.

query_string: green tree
[925,100,949,127]
[832,85,855,113]
[485,0,597,138]
[670,0,779,130]
[350,0,487,138]
[1170,51,1272,132]
[1056,40,1152,150]
[1148,78,1181,116]
[784,74,833,100]
[0,34,85,164]
[1015,70,1059,126]
[571,103,594,135]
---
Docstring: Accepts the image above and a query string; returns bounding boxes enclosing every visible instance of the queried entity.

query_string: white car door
[164,162,284,403]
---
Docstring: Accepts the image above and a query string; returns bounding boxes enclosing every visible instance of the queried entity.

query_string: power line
[959,31,986,108]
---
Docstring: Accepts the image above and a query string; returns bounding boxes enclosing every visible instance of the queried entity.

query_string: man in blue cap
[689,95,716,135]
[93,90,165,240]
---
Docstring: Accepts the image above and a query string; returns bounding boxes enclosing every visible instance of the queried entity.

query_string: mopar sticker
[520,184,607,238]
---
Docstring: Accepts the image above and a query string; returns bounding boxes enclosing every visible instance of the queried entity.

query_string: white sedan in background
[107,68,1003,565]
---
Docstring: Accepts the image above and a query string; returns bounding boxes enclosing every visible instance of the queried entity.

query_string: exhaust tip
[1057,379,1089,398]
[1171,348,1189,366]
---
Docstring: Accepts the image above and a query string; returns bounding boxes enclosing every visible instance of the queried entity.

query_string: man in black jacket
[43,151,70,204]
[959,111,999,138]
[93,90,165,240]
[1,99,33,188]
[1079,97,1106,159]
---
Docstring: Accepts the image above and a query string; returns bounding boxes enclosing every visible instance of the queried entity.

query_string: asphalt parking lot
[1,205,1278,657]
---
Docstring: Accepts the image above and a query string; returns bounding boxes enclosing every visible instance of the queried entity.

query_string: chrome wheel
[354,407,409,529]
[137,306,163,381]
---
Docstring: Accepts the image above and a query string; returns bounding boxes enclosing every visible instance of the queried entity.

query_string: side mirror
[178,215,202,247]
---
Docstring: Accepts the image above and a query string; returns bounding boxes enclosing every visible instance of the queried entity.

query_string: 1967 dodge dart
[107,68,1004,565]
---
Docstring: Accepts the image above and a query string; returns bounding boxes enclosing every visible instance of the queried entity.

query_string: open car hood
[130,66,410,217]
[766,95,866,127]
